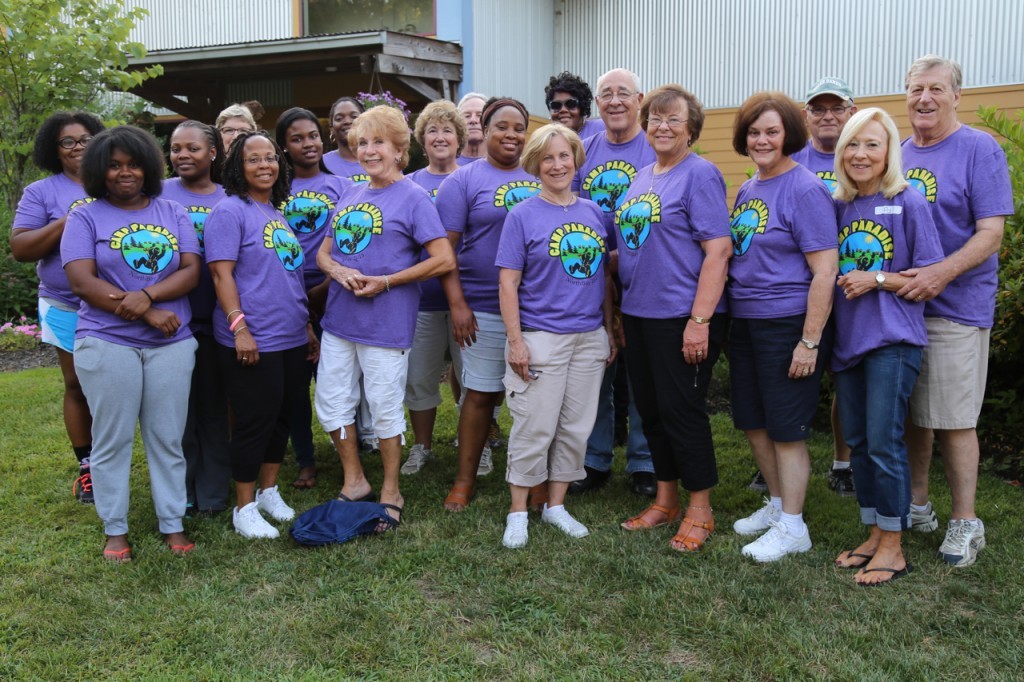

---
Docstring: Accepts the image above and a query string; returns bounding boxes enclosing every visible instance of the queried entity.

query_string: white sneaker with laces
[400,444,434,475]
[910,501,939,532]
[477,446,494,476]
[541,505,590,538]
[733,498,780,536]
[256,485,295,522]
[503,511,529,548]
[233,501,280,539]
[938,518,986,567]
[741,520,812,563]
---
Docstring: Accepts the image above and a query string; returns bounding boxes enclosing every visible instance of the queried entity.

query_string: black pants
[218,344,308,483]
[624,314,727,491]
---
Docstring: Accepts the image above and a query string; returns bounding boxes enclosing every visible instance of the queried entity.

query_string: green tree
[0,0,162,215]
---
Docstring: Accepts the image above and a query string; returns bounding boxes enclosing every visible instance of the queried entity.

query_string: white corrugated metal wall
[557,0,1024,107]
[124,0,295,51]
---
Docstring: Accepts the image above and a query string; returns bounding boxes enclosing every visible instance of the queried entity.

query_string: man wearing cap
[898,55,1012,567]
[568,68,657,498]
[792,76,858,497]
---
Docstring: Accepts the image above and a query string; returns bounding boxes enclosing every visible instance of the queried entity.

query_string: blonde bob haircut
[215,103,256,131]
[413,100,468,155]
[520,123,585,179]
[833,107,909,202]
[347,106,411,170]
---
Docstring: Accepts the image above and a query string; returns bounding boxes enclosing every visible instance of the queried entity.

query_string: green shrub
[976,106,1024,475]
[0,205,39,320]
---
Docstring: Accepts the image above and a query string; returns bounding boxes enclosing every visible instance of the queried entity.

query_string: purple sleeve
[494,210,527,271]
[203,202,242,263]
[688,172,731,242]
[436,171,469,233]
[60,208,96,265]
[790,181,838,252]
[408,191,447,245]
[12,181,49,229]
[969,141,1014,220]
[904,191,945,268]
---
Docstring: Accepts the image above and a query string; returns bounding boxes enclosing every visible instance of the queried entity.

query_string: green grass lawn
[2,365,1022,680]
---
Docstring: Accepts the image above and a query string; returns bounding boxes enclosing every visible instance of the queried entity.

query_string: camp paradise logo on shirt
[280,190,336,234]
[262,220,304,271]
[350,174,370,185]
[838,219,894,274]
[582,160,639,213]
[729,198,770,256]
[67,197,96,213]
[493,181,542,212]
[332,202,384,255]
[615,192,662,250]
[816,171,838,193]
[184,205,212,254]
[549,222,606,280]
[905,168,938,203]
[110,223,179,275]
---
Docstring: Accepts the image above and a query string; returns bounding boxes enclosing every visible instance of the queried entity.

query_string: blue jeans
[584,355,653,474]
[835,343,922,531]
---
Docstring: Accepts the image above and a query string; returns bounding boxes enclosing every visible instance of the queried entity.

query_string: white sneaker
[477,446,494,476]
[938,518,986,567]
[910,501,938,532]
[741,520,812,563]
[400,444,434,475]
[256,485,295,522]
[503,511,529,548]
[233,502,280,539]
[541,505,590,538]
[733,498,780,536]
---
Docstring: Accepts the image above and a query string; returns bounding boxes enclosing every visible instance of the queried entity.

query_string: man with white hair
[898,55,1013,567]
[456,92,487,165]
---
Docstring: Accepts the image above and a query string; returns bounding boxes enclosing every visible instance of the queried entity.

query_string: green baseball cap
[806,77,854,104]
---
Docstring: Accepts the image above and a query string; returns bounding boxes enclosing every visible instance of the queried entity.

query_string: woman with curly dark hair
[204,131,320,539]
[12,111,105,504]
[545,71,604,140]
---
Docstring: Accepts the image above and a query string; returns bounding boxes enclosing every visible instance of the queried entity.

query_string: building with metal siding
[122,0,296,51]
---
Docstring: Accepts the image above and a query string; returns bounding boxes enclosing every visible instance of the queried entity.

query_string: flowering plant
[356,91,412,122]
[0,316,42,351]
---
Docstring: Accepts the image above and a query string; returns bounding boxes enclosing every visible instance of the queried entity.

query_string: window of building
[305,0,436,36]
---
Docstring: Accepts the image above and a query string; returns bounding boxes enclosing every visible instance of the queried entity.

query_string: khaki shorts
[909,317,990,430]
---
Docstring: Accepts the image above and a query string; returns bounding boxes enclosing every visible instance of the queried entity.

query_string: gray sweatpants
[74,335,197,536]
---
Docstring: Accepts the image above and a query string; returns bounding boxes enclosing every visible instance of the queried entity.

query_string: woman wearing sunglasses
[544,71,605,141]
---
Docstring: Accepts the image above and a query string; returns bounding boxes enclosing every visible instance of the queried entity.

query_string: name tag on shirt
[875,206,903,215]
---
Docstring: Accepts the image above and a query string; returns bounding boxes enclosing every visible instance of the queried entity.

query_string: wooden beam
[395,76,441,101]
[381,32,462,65]
[376,54,461,81]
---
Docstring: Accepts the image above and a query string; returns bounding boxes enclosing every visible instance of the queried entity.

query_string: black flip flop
[836,549,875,569]
[337,491,376,503]
[380,503,404,527]
[858,562,913,587]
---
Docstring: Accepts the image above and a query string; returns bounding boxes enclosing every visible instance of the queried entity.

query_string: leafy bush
[0,205,39,320]
[976,106,1024,475]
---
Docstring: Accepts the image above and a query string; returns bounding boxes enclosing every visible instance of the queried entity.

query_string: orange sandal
[670,516,714,552]
[444,483,474,512]
[103,546,132,563]
[528,482,549,512]
[620,504,682,531]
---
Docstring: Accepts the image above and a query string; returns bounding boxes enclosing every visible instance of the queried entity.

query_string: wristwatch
[875,272,886,290]
[690,315,711,325]
[800,338,819,350]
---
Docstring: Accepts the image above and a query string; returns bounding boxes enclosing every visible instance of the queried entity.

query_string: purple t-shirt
[61,198,199,348]
[161,178,228,334]
[574,131,657,250]
[578,118,607,140]
[456,155,483,166]
[321,179,447,348]
[832,190,946,372]
[204,196,308,352]
[495,196,607,333]
[728,165,838,319]
[323,152,368,185]
[409,167,456,312]
[436,161,541,313]
[616,154,731,319]
[901,125,1013,328]
[791,141,838,193]
[280,173,354,288]
[12,173,94,307]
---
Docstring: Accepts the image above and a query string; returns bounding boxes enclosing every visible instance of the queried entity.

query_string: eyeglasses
[806,105,850,118]
[647,117,688,129]
[58,136,92,149]
[548,98,579,112]
[244,154,280,166]
[597,89,636,103]
[220,126,253,136]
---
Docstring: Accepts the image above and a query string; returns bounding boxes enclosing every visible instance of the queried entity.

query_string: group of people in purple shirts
[11,54,1011,585]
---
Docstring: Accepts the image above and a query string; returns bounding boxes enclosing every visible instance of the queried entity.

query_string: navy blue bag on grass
[290,499,397,546]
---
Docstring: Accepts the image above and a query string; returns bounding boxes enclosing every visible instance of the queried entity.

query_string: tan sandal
[670,516,714,552]
[444,483,474,512]
[620,504,682,531]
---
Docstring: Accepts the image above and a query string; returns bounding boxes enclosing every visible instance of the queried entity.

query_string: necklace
[845,192,881,226]
[539,192,576,212]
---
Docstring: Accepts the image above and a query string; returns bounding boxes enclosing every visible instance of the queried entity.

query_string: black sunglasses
[548,98,580,112]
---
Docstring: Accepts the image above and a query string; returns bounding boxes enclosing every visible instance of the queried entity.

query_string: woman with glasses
[728,92,838,562]
[614,85,732,553]
[205,131,320,539]
[314,105,455,528]
[11,112,105,504]
[544,71,605,140]
[324,96,367,182]
[61,125,201,562]
[215,104,257,156]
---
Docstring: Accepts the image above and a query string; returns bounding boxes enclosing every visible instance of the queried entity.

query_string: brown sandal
[444,483,474,512]
[292,466,318,489]
[670,516,714,552]
[620,504,682,531]
[528,482,549,512]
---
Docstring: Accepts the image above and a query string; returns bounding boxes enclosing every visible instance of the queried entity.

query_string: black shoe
[828,467,856,497]
[74,468,94,504]
[567,466,611,495]
[631,471,658,498]
[748,470,768,492]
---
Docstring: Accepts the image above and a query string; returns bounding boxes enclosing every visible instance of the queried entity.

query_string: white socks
[779,511,806,536]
